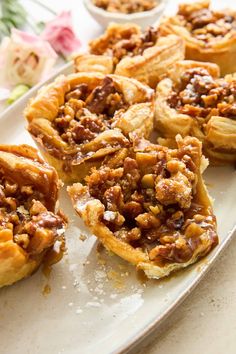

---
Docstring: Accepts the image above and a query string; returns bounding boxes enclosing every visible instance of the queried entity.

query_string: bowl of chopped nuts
[84,0,167,29]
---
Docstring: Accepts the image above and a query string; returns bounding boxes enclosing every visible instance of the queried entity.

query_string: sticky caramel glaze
[0,172,65,258]
[42,284,51,296]
[141,199,217,267]
[42,233,67,278]
[0,145,67,287]
[0,145,59,211]
[90,26,160,64]
[168,67,236,121]
[82,136,218,266]
[177,3,236,44]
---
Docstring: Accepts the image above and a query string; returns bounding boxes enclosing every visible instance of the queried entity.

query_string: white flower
[0,29,57,87]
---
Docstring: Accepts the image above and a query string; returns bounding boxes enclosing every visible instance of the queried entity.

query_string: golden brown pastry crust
[115,34,185,89]
[75,23,185,89]
[204,117,236,163]
[160,0,236,76]
[68,135,218,279]
[0,145,66,287]
[155,60,236,164]
[25,72,154,183]
[74,54,114,75]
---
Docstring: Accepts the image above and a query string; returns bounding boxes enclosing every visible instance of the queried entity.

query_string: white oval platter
[0,46,235,354]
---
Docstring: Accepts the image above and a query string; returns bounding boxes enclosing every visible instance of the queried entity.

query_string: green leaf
[6,13,26,27]
[4,3,27,26]
[36,21,45,32]
[1,17,16,30]
[7,84,30,105]
[0,20,10,37]
[0,0,27,39]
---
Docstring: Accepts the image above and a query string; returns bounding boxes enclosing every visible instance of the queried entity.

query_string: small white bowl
[84,0,167,29]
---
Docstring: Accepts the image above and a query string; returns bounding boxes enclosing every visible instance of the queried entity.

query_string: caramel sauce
[48,237,66,266]
[205,182,214,189]
[41,238,66,296]
[42,284,51,296]
[196,257,210,273]
[42,237,66,279]
[136,269,149,285]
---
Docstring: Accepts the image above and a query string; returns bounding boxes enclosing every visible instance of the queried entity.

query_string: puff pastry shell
[25,72,154,183]
[155,60,236,164]
[160,0,236,76]
[0,145,66,287]
[68,135,218,279]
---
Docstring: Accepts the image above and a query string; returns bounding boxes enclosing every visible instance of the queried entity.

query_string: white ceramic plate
[0,63,235,354]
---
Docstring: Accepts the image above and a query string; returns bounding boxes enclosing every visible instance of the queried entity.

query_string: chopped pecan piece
[149,241,193,263]
[71,123,96,144]
[155,172,192,209]
[135,212,161,229]
[103,186,124,211]
[123,201,143,219]
[65,84,88,101]
[86,77,117,115]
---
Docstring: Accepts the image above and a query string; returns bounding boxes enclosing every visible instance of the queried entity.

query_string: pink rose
[0,29,57,87]
[41,11,81,56]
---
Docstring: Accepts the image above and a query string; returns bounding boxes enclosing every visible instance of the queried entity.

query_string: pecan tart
[155,60,236,164]
[75,23,185,88]
[25,72,154,183]
[160,0,236,75]
[0,144,66,288]
[68,135,218,279]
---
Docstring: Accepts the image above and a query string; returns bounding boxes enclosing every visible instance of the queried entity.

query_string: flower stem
[26,0,57,16]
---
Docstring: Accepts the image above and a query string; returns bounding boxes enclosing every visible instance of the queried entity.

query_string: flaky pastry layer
[155,60,236,164]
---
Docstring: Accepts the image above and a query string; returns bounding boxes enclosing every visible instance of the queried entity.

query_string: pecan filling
[90,27,160,64]
[178,6,236,44]
[51,77,129,157]
[92,0,157,14]
[168,68,236,121]
[85,140,217,265]
[0,173,65,256]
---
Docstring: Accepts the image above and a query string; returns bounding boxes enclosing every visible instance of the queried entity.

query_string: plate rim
[118,225,236,354]
[0,60,235,354]
[0,61,73,122]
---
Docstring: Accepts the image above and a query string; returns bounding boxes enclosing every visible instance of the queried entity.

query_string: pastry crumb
[79,233,87,241]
